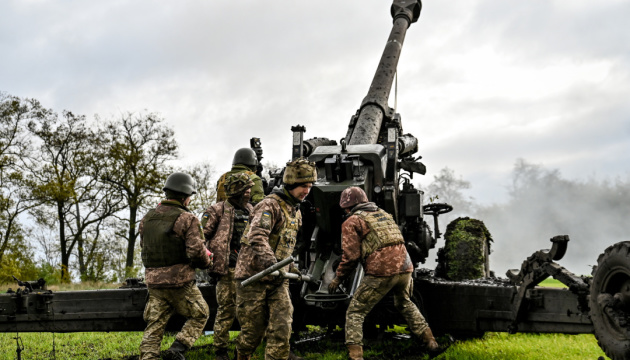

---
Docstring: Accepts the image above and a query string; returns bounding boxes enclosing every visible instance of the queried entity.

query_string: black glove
[209,273,221,285]
[328,276,341,294]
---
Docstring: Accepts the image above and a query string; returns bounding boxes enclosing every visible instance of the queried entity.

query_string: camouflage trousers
[346,272,428,345]
[235,279,293,360]
[213,268,238,351]
[139,281,209,360]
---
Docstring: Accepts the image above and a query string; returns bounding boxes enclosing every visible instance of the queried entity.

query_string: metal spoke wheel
[589,241,630,360]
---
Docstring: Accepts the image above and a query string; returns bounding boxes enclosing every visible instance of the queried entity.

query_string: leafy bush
[36,262,63,285]
[0,255,39,284]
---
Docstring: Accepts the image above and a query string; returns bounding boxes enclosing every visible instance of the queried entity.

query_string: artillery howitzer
[2,1,629,359]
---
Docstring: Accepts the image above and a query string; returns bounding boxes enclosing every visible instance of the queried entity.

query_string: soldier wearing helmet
[330,186,439,359]
[216,148,265,205]
[234,158,317,360]
[200,173,255,360]
[139,172,213,360]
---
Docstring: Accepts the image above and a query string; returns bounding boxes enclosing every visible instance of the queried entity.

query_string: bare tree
[99,112,177,276]
[26,111,88,281]
[69,183,125,279]
[185,161,217,217]
[27,109,125,281]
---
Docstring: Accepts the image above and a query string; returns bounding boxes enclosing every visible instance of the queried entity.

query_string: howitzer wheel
[589,241,630,360]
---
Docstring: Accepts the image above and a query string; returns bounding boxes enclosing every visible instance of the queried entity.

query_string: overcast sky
[3,1,629,274]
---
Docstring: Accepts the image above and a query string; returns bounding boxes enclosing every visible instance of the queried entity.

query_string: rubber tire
[589,241,630,360]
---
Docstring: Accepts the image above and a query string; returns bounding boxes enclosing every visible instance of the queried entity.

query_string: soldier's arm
[336,216,365,280]
[244,201,280,269]
[174,213,212,269]
[201,204,221,245]
[250,175,265,204]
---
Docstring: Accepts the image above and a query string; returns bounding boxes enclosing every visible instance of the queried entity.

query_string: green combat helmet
[283,158,317,185]
[233,148,258,167]
[163,172,197,195]
[224,172,255,197]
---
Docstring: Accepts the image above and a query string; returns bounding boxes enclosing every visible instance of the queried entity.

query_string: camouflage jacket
[336,202,413,280]
[201,200,253,276]
[216,164,264,204]
[234,189,301,280]
[139,200,212,288]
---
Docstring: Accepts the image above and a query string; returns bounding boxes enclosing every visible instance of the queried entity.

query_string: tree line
[0,92,216,284]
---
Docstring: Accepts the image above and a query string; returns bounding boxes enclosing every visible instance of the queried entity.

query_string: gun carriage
[2,1,629,359]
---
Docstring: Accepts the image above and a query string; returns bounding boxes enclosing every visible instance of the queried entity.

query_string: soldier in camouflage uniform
[139,172,214,360]
[234,158,317,360]
[201,173,255,360]
[216,148,265,205]
[329,187,439,360]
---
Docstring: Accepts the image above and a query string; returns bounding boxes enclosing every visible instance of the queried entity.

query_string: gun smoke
[422,158,630,277]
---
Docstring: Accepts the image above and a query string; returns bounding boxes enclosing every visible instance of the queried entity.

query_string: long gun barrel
[348,0,422,146]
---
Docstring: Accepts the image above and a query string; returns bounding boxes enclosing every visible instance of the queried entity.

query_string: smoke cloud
[422,159,630,277]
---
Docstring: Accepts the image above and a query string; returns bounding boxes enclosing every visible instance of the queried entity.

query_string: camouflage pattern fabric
[339,186,369,209]
[282,157,317,185]
[216,165,264,204]
[224,172,255,197]
[353,208,405,261]
[202,201,253,276]
[436,217,493,281]
[140,200,212,288]
[213,268,238,351]
[139,281,209,360]
[233,190,301,359]
[235,280,293,360]
[265,193,301,267]
[335,203,413,280]
[234,191,301,280]
[345,272,428,346]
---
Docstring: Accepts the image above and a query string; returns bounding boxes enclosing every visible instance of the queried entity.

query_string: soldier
[216,148,265,205]
[139,172,213,360]
[201,173,255,360]
[329,186,439,360]
[234,158,317,360]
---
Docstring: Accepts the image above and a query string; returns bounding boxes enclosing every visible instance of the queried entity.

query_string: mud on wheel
[589,241,630,360]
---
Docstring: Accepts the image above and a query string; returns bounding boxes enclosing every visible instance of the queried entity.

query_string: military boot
[421,328,439,352]
[215,347,230,360]
[347,344,364,360]
[288,350,304,360]
[236,351,251,360]
[162,339,189,360]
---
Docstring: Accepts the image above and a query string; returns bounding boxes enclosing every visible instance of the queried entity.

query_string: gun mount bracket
[506,235,590,332]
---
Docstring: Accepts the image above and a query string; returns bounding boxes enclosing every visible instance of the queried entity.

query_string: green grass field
[0,330,608,360]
